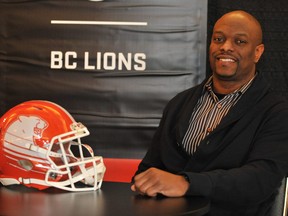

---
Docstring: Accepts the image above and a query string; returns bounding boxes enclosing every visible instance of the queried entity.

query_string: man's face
[209,13,264,83]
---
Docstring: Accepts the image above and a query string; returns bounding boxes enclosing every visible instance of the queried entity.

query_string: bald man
[131,10,288,216]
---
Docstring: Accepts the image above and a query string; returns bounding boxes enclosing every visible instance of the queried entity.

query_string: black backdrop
[0,0,287,161]
[0,0,207,159]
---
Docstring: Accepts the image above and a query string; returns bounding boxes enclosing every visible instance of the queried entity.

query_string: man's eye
[236,39,247,44]
[213,37,224,43]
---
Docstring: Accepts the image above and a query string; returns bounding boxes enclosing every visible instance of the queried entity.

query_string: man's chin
[214,71,237,80]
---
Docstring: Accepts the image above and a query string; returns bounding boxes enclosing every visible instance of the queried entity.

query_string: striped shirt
[182,75,256,155]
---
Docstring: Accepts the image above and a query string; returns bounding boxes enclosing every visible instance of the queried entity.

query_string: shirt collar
[204,72,257,96]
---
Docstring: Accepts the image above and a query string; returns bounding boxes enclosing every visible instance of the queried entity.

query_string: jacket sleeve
[135,88,192,175]
[135,101,172,175]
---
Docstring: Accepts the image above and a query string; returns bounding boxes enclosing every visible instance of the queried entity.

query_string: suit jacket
[136,72,288,216]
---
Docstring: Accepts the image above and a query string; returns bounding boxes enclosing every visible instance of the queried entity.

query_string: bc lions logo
[5,115,48,147]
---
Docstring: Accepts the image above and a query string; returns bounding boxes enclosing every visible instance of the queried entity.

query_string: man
[131,10,288,216]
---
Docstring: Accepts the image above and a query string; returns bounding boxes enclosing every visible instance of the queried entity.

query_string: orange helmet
[0,100,105,191]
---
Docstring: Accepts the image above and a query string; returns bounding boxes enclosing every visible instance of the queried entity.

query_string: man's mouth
[217,57,236,62]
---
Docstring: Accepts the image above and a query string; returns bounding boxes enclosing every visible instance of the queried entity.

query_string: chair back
[271,177,288,216]
[103,158,141,183]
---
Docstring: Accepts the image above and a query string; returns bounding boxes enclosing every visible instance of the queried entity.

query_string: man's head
[209,10,264,89]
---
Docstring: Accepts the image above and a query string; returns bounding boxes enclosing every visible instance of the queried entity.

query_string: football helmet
[0,100,106,191]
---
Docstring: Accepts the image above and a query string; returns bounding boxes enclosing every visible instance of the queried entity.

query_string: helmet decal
[5,115,48,144]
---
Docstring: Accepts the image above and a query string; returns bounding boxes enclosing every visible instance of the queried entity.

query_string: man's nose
[220,40,234,52]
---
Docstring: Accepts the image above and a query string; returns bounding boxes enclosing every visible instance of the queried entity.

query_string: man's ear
[254,43,265,63]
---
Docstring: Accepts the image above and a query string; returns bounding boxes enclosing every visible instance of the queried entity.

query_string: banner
[0,0,207,158]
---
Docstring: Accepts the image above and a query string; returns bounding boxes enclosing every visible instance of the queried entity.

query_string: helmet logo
[6,115,48,144]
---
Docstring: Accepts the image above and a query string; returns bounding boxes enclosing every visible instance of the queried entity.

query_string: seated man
[131,10,288,216]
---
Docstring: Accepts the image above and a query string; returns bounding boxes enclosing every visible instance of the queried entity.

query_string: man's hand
[131,167,189,197]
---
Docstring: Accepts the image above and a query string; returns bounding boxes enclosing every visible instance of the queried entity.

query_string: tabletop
[0,182,210,216]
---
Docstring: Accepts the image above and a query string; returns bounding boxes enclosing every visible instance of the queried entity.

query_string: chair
[270,177,288,216]
[103,158,141,183]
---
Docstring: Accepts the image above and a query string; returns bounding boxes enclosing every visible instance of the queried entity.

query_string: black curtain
[0,0,207,159]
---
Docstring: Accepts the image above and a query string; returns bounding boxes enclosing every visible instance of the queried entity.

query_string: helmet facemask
[44,122,106,191]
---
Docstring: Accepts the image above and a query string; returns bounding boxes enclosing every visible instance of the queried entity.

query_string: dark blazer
[136,72,288,216]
